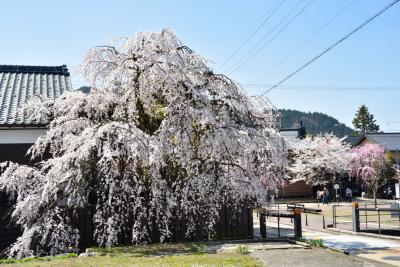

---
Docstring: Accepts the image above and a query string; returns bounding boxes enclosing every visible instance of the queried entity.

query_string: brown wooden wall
[74,205,253,249]
[0,204,253,254]
[0,144,32,164]
[0,143,32,255]
[279,180,313,198]
[0,197,21,255]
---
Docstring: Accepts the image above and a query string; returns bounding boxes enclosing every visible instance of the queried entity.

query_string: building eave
[0,123,49,129]
[353,135,366,147]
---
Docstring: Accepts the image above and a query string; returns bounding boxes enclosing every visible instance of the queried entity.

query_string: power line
[260,0,400,96]
[245,84,400,91]
[218,0,286,71]
[257,0,355,81]
[228,0,315,74]
[224,0,305,73]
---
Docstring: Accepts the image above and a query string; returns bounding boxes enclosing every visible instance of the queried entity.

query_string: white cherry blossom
[0,29,288,258]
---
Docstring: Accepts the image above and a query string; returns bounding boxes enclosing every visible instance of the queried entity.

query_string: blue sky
[1,0,399,131]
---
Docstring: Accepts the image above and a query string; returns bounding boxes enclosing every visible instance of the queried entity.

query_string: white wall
[0,129,47,144]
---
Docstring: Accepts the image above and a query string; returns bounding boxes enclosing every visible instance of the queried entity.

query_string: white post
[334,184,340,206]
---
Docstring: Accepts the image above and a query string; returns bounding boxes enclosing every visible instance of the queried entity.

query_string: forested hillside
[279,109,353,137]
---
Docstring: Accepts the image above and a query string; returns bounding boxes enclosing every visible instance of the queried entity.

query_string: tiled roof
[0,65,72,126]
[364,133,400,151]
[343,135,363,147]
[280,127,306,145]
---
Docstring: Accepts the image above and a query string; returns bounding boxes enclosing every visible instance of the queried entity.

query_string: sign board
[390,203,399,218]
[333,184,340,190]
[396,183,400,199]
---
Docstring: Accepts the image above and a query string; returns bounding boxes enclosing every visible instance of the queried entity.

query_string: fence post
[260,212,266,238]
[378,208,381,235]
[390,203,399,219]
[352,202,360,232]
[278,215,280,237]
[293,208,302,240]
[332,205,336,228]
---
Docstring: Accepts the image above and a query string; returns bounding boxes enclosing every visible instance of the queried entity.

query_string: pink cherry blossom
[0,29,289,258]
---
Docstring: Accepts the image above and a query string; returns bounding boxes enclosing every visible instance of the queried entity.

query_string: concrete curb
[326,227,400,241]
[288,236,350,255]
[325,245,350,255]
[287,239,310,248]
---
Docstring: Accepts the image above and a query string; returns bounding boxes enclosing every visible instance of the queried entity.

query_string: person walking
[323,187,330,205]
[345,187,352,202]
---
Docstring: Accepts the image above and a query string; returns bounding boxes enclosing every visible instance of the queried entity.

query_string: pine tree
[352,105,380,135]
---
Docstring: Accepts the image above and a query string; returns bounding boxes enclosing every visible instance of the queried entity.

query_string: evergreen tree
[352,105,379,135]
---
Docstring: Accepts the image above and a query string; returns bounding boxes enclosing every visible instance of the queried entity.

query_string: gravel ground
[250,248,390,267]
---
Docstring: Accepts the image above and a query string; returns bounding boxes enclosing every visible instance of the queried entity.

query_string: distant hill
[279,109,353,137]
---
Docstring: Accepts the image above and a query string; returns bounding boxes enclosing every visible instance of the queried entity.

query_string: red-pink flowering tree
[349,143,396,206]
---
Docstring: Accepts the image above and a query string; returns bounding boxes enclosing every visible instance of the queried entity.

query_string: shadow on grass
[0,253,78,264]
[88,242,209,257]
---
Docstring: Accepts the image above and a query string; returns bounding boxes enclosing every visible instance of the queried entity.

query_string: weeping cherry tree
[0,29,288,258]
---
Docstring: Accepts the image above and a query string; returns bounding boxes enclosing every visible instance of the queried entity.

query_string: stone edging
[326,227,400,241]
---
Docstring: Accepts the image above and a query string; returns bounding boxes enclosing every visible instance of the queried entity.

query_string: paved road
[254,213,400,266]
[204,239,382,267]
[303,228,400,252]
[302,228,400,266]
[251,247,384,267]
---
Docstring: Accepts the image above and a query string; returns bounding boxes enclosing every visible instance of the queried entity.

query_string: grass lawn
[0,243,262,267]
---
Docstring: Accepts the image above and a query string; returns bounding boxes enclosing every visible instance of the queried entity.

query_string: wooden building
[352,133,400,163]
[0,64,72,252]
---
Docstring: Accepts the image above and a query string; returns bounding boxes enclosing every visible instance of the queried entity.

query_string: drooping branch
[0,29,288,258]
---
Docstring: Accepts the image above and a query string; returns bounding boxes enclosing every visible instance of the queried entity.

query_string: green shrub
[237,244,249,254]
[308,238,324,247]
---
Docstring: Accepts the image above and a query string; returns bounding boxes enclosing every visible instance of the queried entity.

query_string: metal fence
[331,202,400,236]
[332,204,354,230]
[358,203,400,235]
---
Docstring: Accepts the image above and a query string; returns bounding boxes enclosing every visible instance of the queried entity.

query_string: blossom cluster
[0,29,288,258]
[289,134,351,185]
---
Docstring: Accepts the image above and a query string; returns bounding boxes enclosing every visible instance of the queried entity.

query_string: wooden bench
[302,207,322,214]
[286,203,304,211]
[287,204,321,214]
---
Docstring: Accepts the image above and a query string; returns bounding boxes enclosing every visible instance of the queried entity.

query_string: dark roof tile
[0,65,73,126]
[365,133,400,151]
